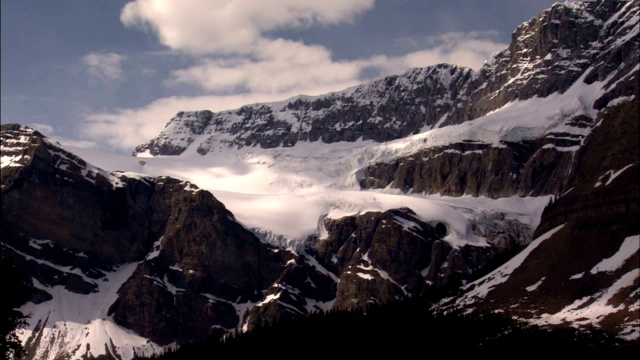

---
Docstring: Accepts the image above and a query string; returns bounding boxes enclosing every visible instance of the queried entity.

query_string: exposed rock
[134,64,473,156]
[306,207,532,309]
[0,125,291,347]
[359,137,580,198]
[107,177,291,345]
[443,98,640,342]
[1,125,156,264]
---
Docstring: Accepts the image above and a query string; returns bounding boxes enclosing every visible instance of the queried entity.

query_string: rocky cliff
[440,97,639,342]
[360,0,638,198]
[134,64,473,156]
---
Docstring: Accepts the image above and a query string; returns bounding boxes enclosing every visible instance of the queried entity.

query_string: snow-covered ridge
[134,63,473,156]
[135,1,637,159]
[0,125,38,170]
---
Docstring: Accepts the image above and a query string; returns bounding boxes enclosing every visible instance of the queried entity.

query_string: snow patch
[590,235,639,274]
[533,269,640,334]
[19,264,165,360]
[525,277,545,292]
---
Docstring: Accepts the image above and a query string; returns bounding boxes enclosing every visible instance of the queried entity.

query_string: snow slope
[19,263,165,360]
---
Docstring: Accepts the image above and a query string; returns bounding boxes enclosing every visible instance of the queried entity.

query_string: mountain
[134,0,637,160]
[3,124,538,358]
[1,0,638,358]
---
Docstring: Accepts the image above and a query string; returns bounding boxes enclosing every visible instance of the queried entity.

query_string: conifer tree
[0,256,32,359]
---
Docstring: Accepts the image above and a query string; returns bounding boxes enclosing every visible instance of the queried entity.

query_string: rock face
[443,0,630,125]
[441,97,639,342]
[310,208,439,308]
[1,125,155,265]
[106,177,288,345]
[360,138,579,197]
[305,207,534,308]
[0,125,291,351]
[360,0,638,198]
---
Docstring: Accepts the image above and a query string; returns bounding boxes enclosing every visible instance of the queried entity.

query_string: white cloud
[82,52,126,81]
[403,31,507,70]
[120,0,374,55]
[165,31,505,95]
[167,39,362,94]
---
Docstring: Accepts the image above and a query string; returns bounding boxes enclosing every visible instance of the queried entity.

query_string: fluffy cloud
[165,31,505,95]
[82,52,126,82]
[403,31,507,70]
[167,39,362,94]
[120,0,374,55]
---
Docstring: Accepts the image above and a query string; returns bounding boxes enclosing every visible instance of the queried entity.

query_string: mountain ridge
[1,1,638,358]
[134,0,637,159]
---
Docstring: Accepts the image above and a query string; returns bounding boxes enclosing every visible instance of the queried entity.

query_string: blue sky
[1,0,561,153]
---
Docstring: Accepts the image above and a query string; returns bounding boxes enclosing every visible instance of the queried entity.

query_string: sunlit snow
[19,264,166,360]
[590,235,640,274]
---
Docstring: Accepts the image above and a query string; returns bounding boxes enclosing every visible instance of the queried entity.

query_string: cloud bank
[120,0,375,54]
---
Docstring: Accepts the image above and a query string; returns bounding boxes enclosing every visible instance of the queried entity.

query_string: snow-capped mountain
[1,0,638,359]
[134,0,637,159]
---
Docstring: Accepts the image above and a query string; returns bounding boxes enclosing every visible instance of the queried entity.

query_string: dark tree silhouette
[1,256,32,359]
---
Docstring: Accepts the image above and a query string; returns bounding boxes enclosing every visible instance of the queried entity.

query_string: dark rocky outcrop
[309,208,438,308]
[359,136,581,198]
[134,64,473,155]
[305,207,532,309]
[0,125,291,346]
[106,177,290,345]
[442,98,639,342]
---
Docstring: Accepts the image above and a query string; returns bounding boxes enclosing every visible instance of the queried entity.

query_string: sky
[1,0,563,153]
